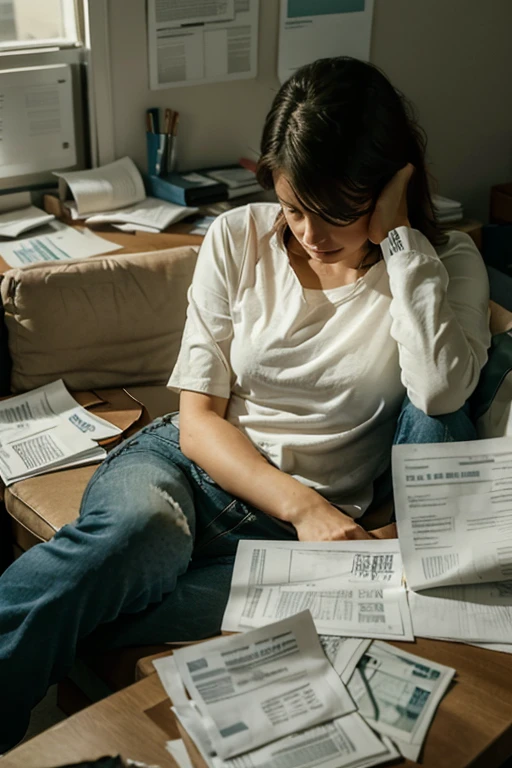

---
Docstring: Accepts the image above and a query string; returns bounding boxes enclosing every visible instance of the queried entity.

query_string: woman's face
[274,173,372,265]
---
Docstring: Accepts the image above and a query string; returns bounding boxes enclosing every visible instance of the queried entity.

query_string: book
[146,172,228,206]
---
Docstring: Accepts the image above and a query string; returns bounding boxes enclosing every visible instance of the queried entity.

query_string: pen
[168,110,180,173]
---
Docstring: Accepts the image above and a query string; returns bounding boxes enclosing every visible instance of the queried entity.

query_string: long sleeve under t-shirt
[168,203,491,517]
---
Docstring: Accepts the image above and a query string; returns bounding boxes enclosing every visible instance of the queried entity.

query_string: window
[0,0,81,49]
[0,0,91,191]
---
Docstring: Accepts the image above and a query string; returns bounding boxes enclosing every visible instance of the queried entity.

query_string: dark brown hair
[257,56,447,248]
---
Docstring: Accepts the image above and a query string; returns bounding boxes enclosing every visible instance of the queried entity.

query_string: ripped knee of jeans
[149,484,192,538]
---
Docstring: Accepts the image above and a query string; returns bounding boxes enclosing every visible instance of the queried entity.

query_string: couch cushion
[1,246,198,393]
[4,384,179,547]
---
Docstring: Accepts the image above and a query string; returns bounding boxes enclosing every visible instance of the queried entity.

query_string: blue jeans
[0,400,476,751]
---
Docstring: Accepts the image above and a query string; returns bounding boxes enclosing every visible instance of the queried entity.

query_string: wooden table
[2,636,512,768]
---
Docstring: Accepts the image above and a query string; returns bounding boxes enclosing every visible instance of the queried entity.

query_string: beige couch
[0,245,199,554]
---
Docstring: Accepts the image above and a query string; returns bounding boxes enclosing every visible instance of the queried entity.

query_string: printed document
[147,0,259,90]
[0,222,122,267]
[0,420,105,486]
[0,379,122,442]
[155,636,399,768]
[221,540,414,641]
[278,0,374,84]
[172,611,355,760]
[392,437,512,591]
[55,157,146,217]
[408,581,512,643]
[0,205,54,238]
[0,380,120,485]
[348,640,455,761]
[319,635,371,684]
[79,196,199,230]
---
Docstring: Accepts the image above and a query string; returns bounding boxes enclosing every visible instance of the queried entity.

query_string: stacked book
[147,161,263,207]
[432,193,464,223]
[0,380,121,485]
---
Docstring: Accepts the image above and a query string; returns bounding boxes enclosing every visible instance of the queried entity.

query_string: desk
[2,637,512,768]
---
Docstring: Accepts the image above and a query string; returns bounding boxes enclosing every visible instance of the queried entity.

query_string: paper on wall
[147,0,259,90]
[392,437,512,591]
[278,0,374,85]
[221,539,414,641]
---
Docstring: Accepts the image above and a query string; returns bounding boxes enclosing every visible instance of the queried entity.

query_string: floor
[21,685,66,745]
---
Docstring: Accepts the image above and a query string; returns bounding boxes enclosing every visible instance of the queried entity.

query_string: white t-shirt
[168,203,490,517]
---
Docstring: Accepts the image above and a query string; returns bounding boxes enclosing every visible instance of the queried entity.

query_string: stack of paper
[0,380,121,485]
[392,436,512,646]
[204,165,262,200]
[56,157,198,233]
[432,194,464,223]
[155,611,400,768]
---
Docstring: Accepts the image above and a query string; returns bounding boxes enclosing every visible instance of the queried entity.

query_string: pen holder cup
[146,131,178,177]
[146,131,160,176]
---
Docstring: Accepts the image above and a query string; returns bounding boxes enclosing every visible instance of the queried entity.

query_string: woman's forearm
[179,408,322,524]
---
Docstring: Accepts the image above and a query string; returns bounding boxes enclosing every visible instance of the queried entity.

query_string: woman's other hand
[368,163,415,244]
[292,500,373,541]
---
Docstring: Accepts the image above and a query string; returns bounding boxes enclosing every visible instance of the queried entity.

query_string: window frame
[0,0,114,193]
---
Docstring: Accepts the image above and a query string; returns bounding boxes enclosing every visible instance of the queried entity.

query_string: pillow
[1,246,198,393]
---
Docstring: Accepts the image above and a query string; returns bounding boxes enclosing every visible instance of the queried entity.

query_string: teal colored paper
[287,0,364,17]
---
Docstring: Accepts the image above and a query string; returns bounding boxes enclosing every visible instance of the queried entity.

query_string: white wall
[106,0,512,221]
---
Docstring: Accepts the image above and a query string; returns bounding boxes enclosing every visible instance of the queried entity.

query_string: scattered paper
[54,157,146,217]
[408,581,512,643]
[319,635,371,684]
[190,215,216,235]
[348,640,455,762]
[147,0,259,90]
[0,420,105,486]
[221,539,414,641]
[0,380,120,485]
[159,632,399,768]
[0,205,54,238]
[166,739,194,768]
[0,379,122,442]
[172,611,355,760]
[278,0,374,84]
[83,196,198,230]
[392,436,512,591]
[0,223,123,267]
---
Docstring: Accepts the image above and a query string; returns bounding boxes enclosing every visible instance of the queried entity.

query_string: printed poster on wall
[147,0,259,90]
[278,0,374,84]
